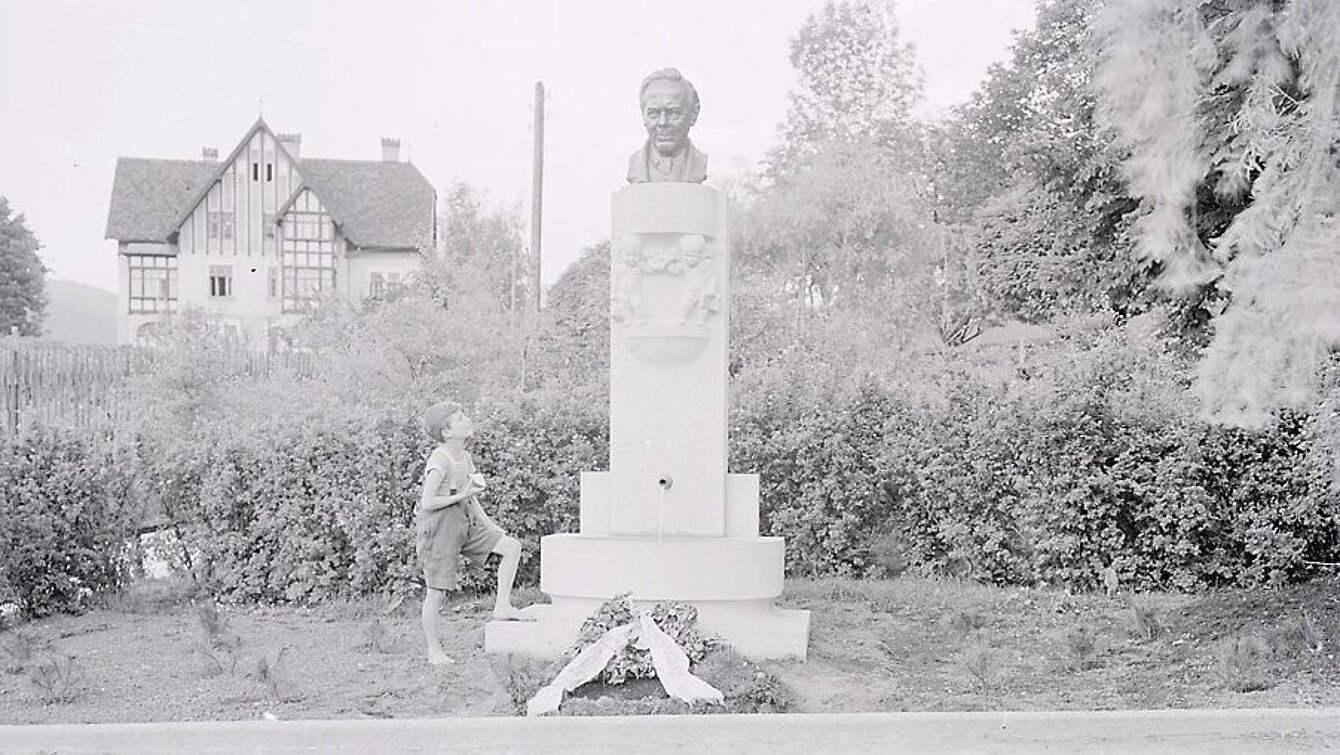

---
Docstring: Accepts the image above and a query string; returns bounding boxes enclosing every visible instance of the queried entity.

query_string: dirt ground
[2,576,1338,724]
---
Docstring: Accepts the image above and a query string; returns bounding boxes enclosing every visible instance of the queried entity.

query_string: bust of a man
[627,68,709,184]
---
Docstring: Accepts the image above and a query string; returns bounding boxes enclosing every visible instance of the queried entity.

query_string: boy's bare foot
[427,650,455,665]
[492,606,536,622]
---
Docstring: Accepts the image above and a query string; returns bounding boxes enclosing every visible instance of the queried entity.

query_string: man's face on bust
[641,78,695,157]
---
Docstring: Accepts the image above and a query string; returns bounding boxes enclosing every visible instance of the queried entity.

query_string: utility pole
[520,81,545,390]
[530,81,545,317]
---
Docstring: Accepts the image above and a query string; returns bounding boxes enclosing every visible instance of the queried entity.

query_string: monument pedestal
[485,535,810,658]
[485,183,809,659]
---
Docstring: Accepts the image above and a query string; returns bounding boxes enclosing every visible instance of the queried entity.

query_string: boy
[417,401,531,665]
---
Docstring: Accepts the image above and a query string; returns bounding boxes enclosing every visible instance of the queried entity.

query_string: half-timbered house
[105,118,435,348]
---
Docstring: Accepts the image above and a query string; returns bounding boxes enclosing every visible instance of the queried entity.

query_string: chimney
[381,137,401,163]
[202,147,218,161]
[277,132,302,160]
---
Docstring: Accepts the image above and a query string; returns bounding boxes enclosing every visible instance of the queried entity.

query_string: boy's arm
[419,468,477,512]
[462,456,501,528]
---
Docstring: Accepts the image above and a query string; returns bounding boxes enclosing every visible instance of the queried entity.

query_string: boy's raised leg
[422,587,455,664]
[491,536,534,621]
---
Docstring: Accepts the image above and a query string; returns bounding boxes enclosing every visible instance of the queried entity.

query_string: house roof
[104,158,220,241]
[284,159,435,249]
[105,122,435,250]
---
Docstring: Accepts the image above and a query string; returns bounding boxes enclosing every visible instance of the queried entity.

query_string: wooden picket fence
[0,339,318,437]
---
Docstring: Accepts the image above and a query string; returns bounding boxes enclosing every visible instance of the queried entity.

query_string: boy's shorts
[416,504,505,591]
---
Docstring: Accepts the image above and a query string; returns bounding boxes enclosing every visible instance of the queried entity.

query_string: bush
[0,429,140,617]
[882,319,1339,590]
[135,389,606,603]
[731,376,904,577]
[465,389,608,588]
[732,314,1339,591]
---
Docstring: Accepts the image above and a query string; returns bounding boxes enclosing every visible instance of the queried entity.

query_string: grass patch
[1122,597,1166,642]
[0,574,1337,722]
[1063,624,1101,671]
[1215,635,1274,692]
[26,650,80,704]
[356,617,397,654]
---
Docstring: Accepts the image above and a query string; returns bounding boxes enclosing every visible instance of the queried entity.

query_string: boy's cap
[422,401,462,440]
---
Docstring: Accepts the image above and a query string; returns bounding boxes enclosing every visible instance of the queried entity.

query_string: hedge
[127,392,606,603]
[9,360,1339,614]
[887,376,1338,590]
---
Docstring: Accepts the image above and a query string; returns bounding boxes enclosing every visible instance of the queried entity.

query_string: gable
[175,123,301,256]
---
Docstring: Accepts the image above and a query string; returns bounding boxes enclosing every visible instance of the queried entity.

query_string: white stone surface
[485,183,809,660]
[608,184,730,538]
[580,472,761,538]
[540,534,784,600]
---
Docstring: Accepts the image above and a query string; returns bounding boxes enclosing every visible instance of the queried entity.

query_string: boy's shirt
[424,445,475,499]
[422,446,500,530]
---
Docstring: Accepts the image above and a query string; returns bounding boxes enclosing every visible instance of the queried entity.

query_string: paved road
[3,709,1338,754]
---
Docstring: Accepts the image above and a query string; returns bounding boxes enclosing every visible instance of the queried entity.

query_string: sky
[0,0,1036,294]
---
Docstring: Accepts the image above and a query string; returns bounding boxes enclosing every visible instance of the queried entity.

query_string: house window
[209,264,233,297]
[127,254,177,313]
[368,271,404,299]
[280,206,336,312]
[207,211,234,240]
[286,266,335,304]
[252,163,259,181]
[266,163,273,182]
[287,212,332,242]
[264,212,277,239]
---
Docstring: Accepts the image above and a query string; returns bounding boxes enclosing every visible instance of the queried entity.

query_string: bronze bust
[627,68,708,184]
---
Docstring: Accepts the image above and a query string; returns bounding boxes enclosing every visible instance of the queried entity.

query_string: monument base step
[538,533,786,600]
[491,533,809,659]
[484,599,810,660]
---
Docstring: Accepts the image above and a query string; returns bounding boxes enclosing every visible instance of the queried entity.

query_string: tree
[738,0,940,338]
[533,241,609,389]
[934,0,1145,324]
[1094,0,1340,425]
[745,139,941,330]
[416,183,528,316]
[0,197,47,336]
[768,0,922,174]
[293,292,523,412]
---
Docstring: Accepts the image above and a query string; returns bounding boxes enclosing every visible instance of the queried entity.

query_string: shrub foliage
[0,430,140,616]
[7,327,1338,614]
[127,391,607,603]
[729,319,1338,591]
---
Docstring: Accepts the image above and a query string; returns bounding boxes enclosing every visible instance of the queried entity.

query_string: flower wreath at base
[526,594,723,716]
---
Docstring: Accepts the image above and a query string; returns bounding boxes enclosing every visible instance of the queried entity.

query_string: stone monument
[486,69,809,659]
